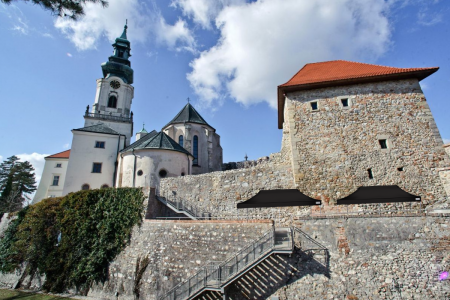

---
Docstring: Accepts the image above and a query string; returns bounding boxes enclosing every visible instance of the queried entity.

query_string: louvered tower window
[108,95,117,108]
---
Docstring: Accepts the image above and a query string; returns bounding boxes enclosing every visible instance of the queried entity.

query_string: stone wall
[159,151,307,221]
[2,214,450,299]
[87,220,272,300]
[205,215,450,300]
[284,79,449,206]
[439,143,450,206]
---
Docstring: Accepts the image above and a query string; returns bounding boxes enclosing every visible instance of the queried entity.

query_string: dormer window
[108,95,117,108]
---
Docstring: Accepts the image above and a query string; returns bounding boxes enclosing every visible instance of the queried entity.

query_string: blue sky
[0,0,449,188]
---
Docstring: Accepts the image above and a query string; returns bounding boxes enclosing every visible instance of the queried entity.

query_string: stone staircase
[158,227,293,300]
[155,195,205,220]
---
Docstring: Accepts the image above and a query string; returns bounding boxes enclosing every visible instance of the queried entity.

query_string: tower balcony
[84,111,133,123]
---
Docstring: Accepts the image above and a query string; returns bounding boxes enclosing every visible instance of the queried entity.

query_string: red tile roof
[278,60,439,129]
[280,60,438,88]
[46,150,70,159]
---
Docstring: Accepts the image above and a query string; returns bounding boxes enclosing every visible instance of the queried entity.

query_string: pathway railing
[159,227,282,300]
[156,192,206,220]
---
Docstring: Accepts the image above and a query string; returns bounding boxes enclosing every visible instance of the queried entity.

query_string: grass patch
[0,289,76,299]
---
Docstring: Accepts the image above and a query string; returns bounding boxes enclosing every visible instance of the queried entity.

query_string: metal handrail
[158,227,280,300]
[157,193,206,220]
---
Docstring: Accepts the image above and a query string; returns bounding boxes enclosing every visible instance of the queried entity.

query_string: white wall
[85,76,134,145]
[63,131,125,194]
[118,149,192,193]
[83,119,133,146]
[32,157,69,204]
[92,77,134,118]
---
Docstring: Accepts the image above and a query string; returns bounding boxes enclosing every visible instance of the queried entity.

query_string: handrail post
[188,278,191,295]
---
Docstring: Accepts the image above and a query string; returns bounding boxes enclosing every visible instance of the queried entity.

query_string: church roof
[163,103,214,130]
[73,123,120,135]
[277,60,439,129]
[46,150,70,159]
[121,130,158,152]
[121,131,193,156]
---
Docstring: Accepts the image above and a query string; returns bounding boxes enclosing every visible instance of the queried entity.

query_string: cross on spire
[187,97,190,103]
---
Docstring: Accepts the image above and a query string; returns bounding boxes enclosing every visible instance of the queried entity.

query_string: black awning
[237,189,321,208]
[336,185,421,205]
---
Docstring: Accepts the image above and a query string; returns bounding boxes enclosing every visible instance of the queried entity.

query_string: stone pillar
[206,129,213,172]
[184,124,192,152]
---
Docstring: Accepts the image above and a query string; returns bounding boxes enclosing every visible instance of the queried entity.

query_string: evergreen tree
[0,0,107,20]
[0,156,37,216]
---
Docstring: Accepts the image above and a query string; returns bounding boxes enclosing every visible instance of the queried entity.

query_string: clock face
[110,80,121,89]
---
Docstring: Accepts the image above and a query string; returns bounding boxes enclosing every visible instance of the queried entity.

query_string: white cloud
[11,17,29,34]
[54,0,195,52]
[63,143,70,149]
[42,32,54,38]
[17,153,49,200]
[155,17,196,52]
[66,53,72,57]
[171,0,246,29]
[1,4,29,35]
[187,0,392,109]
[417,10,442,26]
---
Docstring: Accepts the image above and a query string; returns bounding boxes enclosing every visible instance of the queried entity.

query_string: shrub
[0,188,145,294]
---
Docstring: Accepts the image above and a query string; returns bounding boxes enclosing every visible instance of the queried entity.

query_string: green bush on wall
[0,188,145,294]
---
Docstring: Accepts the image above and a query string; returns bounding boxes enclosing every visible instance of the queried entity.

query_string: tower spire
[120,20,128,39]
[101,20,134,84]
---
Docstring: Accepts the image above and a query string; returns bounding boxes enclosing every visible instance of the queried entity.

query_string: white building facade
[32,23,223,203]
[32,150,70,203]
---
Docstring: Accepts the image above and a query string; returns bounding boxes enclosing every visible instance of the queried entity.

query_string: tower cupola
[101,21,134,84]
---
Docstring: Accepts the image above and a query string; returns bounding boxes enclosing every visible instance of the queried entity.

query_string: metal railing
[84,112,132,123]
[156,193,207,220]
[159,227,284,300]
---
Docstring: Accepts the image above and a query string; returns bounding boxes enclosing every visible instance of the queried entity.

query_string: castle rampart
[284,79,449,205]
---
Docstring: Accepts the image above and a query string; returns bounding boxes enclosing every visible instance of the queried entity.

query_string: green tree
[0,155,37,216]
[1,0,107,20]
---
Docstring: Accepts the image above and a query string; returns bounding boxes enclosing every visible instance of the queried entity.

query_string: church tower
[62,23,132,195]
[84,22,134,146]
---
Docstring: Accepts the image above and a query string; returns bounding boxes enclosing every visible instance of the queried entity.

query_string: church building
[33,24,222,203]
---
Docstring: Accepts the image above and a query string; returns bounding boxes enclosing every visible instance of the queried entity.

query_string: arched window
[108,95,117,108]
[179,135,183,147]
[81,184,90,190]
[193,135,198,165]
[101,184,109,189]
